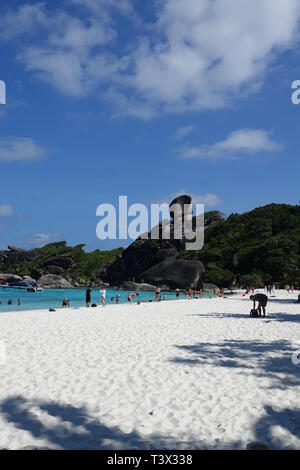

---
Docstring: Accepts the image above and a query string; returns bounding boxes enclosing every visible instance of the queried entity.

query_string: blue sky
[0,0,300,251]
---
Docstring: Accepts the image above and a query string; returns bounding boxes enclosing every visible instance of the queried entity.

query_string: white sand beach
[0,290,299,450]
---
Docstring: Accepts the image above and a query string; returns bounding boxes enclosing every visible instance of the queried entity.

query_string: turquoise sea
[0,287,184,313]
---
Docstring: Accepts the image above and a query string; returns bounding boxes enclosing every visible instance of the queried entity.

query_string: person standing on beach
[250,293,268,317]
[101,288,106,307]
[116,293,120,304]
[176,288,180,300]
[128,293,137,304]
[86,288,91,307]
[155,287,161,302]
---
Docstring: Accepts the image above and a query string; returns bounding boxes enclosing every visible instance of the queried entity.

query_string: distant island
[1,203,299,290]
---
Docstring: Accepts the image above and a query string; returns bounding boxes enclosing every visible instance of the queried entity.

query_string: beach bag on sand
[91,303,97,307]
[250,308,260,318]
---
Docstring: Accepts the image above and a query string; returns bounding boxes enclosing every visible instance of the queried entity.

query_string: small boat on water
[26,286,43,292]
[1,281,43,292]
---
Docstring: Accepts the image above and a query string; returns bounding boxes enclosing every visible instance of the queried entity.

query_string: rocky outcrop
[0,194,207,288]
[38,274,73,289]
[203,283,220,292]
[119,281,157,292]
[104,239,178,285]
[23,275,37,284]
[8,246,26,253]
[0,273,23,282]
[103,194,207,288]
[141,258,205,289]
[0,248,39,273]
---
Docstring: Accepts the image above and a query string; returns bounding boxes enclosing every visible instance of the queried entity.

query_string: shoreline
[1,289,299,315]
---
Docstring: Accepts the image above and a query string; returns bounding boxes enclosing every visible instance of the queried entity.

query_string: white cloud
[182,129,283,159]
[1,1,300,115]
[124,0,300,114]
[0,137,47,162]
[24,233,61,247]
[70,0,135,16]
[175,125,195,141]
[0,2,120,97]
[0,3,49,40]
[0,204,12,217]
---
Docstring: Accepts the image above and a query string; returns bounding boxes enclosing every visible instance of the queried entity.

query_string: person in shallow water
[86,288,91,307]
[155,287,161,302]
[100,288,106,307]
[250,293,268,317]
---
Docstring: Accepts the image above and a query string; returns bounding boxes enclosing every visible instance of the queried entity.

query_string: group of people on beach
[85,288,107,307]
[3,284,299,313]
[80,283,299,317]
[263,283,295,295]
[0,298,22,306]
[284,284,295,294]
[81,285,226,309]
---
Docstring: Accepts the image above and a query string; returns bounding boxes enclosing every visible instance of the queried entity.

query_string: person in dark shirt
[86,288,92,307]
[250,293,268,317]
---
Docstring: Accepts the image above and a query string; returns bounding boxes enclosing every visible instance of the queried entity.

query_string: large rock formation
[0,242,122,287]
[119,281,157,292]
[38,274,73,289]
[203,283,220,292]
[104,194,205,288]
[7,246,26,253]
[0,194,206,289]
[141,258,205,289]
[104,239,179,285]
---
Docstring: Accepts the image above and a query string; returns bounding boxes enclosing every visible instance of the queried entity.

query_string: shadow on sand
[252,405,300,449]
[0,396,151,450]
[170,339,300,389]
[189,311,300,324]
[1,395,300,450]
